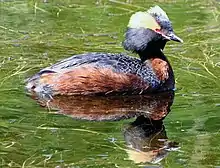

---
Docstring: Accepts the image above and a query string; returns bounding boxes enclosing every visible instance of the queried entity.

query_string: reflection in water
[28,91,178,164]
[30,91,174,121]
[124,116,179,164]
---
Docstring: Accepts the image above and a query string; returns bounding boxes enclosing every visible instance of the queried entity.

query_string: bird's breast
[147,58,170,82]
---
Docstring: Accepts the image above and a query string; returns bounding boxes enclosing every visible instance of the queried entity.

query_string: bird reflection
[28,91,178,164]
[30,91,174,121]
[124,115,179,164]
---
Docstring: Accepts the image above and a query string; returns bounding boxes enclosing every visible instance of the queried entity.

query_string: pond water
[0,0,220,167]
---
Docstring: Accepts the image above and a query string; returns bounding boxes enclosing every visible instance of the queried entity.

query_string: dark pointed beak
[163,32,183,43]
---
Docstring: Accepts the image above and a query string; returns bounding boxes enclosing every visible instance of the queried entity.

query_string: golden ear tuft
[128,11,160,30]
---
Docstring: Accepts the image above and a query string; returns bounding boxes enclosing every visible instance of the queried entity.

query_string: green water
[1,0,220,167]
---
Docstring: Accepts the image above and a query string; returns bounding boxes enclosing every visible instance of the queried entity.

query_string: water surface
[0,0,220,167]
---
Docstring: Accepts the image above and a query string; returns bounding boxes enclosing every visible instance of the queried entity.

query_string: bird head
[123,6,183,53]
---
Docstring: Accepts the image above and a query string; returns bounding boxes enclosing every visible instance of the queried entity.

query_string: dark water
[0,0,220,167]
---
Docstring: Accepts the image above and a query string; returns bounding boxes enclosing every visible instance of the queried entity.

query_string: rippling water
[0,0,220,167]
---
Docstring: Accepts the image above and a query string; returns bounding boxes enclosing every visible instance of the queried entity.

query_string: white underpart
[147,5,169,20]
[25,82,33,91]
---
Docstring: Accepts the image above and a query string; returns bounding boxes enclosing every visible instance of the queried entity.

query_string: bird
[25,6,183,97]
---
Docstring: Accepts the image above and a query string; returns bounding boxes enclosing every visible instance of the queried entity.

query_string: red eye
[155,29,161,32]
